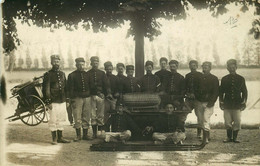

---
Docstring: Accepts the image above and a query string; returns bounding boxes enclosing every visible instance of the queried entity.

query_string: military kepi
[104,61,113,68]
[145,60,153,67]
[126,65,134,71]
[227,59,237,66]
[90,56,99,62]
[202,61,212,67]
[50,55,60,62]
[116,63,125,68]
[169,60,179,66]
[75,57,85,63]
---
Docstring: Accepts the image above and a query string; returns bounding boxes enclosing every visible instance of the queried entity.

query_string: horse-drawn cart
[6,76,49,126]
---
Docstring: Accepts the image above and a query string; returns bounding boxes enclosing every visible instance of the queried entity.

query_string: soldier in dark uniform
[116,63,127,95]
[139,61,161,93]
[185,60,203,138]
[143,103,186,144]
[86,56,112,138]
[195,61,219,143]
[124,65,140,93]
[164,60,187,132]
[104,100,142,143]
[155,57,171,92]
[104,61,119,123]
[42,55,70,145]
[219,59,248,143]
[67,57,91,141]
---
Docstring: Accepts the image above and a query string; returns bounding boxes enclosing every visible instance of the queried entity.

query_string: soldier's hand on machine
[142,126,153,136]
[219,101,225,110]
[240,101,246,111]
[97,92,105,99]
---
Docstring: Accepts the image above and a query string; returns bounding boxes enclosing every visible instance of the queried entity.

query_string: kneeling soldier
[104,101,142,143]
[42,55,70,145]
[144,103,186,145]
[67,57,91,141]
[219,59,247,143]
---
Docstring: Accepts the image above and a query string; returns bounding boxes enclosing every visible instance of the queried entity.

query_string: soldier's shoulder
[236,74,245,80]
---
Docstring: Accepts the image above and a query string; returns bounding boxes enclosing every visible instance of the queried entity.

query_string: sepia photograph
[0,0,260,165]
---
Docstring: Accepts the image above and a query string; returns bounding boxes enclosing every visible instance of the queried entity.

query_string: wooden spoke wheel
[19,95,46,126]
[42,109,49,123]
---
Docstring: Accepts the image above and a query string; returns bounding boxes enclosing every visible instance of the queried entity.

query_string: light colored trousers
[152,132,186,144]
[71,97,91,129]
[91,95,105,126]
[194,101,214,131]
[224,109,241,130]
[48,103,67,131]
[104,98,117,123]
[105,130,131,142]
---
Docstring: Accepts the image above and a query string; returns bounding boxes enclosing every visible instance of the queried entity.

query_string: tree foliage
[2,0,259,53]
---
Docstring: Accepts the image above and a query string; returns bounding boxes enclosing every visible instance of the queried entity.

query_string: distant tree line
[4,41,260,72]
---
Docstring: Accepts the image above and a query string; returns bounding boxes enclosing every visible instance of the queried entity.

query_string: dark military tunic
[106,73,119,97]
[42,68,67,103]
[155,69,171,91]
[104,112,141,133]
[196,73,219,107]
[165,72,185,96]
[185,71,203,95]
[124,76,140,93]
[219,73,248,110]
[86,68,111,95]
[67,70,90,99]
[153,114,177,132]
[116,74,127,94]
[139,73,161,93]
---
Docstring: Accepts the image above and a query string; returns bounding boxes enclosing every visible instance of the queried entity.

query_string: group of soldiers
[42,54,247,145]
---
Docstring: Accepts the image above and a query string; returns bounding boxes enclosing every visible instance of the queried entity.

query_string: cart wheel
[42,109,49,123]
[19,95,46,126]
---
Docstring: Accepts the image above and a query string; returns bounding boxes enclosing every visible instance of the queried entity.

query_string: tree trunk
[134,15,145,78]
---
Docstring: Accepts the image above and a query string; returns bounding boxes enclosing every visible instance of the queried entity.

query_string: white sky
[14,3,259,68]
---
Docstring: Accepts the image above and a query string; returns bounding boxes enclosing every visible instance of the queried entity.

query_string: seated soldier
[144,103,186,145]
[104,100,142,143]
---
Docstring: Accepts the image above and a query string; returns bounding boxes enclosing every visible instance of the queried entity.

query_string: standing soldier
[124,65,140,93]
[67,57,91,141]
[139,61,161,93]
[104,61,119,123]
[116,63,127,95]
[42,55,70,145]
[155,57,171,92]
[185,60,203,138]
[165,60,186,132]
[86,56,112,138]
[195,61,219,143]
[219,59,247,143]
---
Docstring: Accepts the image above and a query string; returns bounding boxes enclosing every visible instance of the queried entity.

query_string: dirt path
[4,122,260,166]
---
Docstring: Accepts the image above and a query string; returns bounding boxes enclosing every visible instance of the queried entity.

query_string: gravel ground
[4,122,260,166]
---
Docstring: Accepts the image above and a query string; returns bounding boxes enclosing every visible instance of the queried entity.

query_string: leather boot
[74,128,81,142]
[82,129,92,140]
[233,130,240,143]
[92,125,97,139]
[197,128,202,139]
[51,131,57,145]
[57,130,70,143]
[223,129,233,143]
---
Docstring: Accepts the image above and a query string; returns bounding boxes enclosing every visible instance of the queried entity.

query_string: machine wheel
[19,95,46,126]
